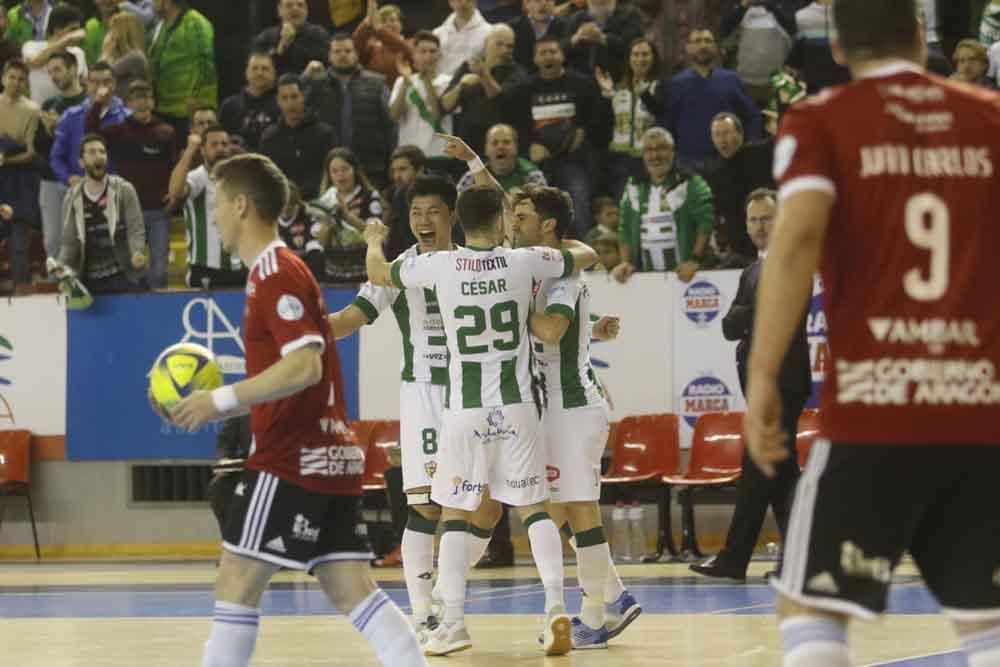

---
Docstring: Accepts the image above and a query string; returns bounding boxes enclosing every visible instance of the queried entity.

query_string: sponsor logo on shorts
[355,523,367,537]
[235,482,246,496]
[265,536,287,553]
[424,460,438,478]
[682,280,722,327]
[681,375,733,428]
[418,571,433,581]
[451,475,486,496]
[840,541,891,584]
[292,514,319,543]
[805,571,840,595]
[506,476,541,490]
[546,465,560,482]
[473,408,518,444]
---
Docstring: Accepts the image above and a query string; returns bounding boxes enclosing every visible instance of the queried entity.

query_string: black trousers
[717,393,808,571]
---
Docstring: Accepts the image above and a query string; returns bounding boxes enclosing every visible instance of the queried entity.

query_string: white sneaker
[541,605,572,656]
[423,621,472,656]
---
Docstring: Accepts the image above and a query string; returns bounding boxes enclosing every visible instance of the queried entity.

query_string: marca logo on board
[682,280,722,327]
[681,375,733,428]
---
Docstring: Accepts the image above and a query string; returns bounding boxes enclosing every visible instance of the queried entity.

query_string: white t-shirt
[22,42,87,106]
[432,10,492,77]
[989,41,1000,83]
[389,73,453,158]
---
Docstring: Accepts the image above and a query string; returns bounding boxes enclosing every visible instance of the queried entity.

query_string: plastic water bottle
[611,501,629,561]
[628,502,646,561]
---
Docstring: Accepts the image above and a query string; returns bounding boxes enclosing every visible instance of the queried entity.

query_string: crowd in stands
[0,0,996,296]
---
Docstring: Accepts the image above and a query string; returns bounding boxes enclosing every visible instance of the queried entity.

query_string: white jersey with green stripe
[185,166,243,271]
[353,245,448,385]
[392,245,574,410]
[532,275,605,410]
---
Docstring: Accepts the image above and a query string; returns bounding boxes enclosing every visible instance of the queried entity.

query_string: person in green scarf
[612,126,715,284]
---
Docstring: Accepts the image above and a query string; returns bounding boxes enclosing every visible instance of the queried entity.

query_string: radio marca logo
[681,374,733,427]
[683,280,722,327]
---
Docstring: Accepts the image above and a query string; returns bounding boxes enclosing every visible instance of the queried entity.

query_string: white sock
[575,527,610,628]
[437,522,470,625]
[780,616,852,667]
[962,626,1000,667]
[401,510,437,620]
[466,524,492,569]
[525,513,565,612]
[202,601,259,667]
[349,588,427,667]
[567,526,625,603]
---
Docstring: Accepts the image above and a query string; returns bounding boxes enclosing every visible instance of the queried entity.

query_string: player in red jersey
[172,154,425,667]
[744,1,1000,665]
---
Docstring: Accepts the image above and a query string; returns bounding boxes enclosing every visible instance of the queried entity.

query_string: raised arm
[364,220,393,286]
[166,133,201,208]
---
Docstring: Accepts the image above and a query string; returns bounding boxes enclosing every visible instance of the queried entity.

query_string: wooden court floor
[0,561,965,666]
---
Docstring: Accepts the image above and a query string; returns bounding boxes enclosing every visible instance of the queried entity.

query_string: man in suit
[690,187,811,581]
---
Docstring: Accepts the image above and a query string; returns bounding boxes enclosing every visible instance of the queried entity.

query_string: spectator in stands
[207,415,251,535]
[260,73,335,200]
[120,0,156,26]
[388,31,453,162]
[703,112,774,268]
[0,11,21,73]
[22,3,87,106]
[591,194,618,234]
[149,0,218,141]
[36,51,85,266]
[254,0,330,78]
[953,39,992,86]
[509,0,568,73]
[786,0,850,94]
[383,144,425,260]
[352,0,412,86]
[596,36,660,199]
[691,188,809,583]
[99,11,150,100]
[441,23,526,157]
[563,0,642,82]
[51,63,128,189]
[585,224,620,272]
[82,0,117,65]
[4,0,53,48]
[57,133,147,294]
[456,123,545,193]
[328,0,365,33]
[612,127,714,284]
[507,35,611,238]
[632,0,727,76]
[219,51,279,151]
[190,104,219,137]
[166,125,245,288]
[278,181,326,280]
[433,0,492,77]
[0,59,40,294]
[302,32,395,189]
[86,80,177,289]
[982,0,1000,47]
[314,146,377,283]
[657,27,762,172]
[720,0,795,107]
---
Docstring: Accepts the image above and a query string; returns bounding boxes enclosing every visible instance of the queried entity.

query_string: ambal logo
[681,375,733,428]
[179,298,246,376]
[683,280,722,326]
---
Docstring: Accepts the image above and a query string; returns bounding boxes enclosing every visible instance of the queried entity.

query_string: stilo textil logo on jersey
[681,375,733,428]
[683,280,722,327]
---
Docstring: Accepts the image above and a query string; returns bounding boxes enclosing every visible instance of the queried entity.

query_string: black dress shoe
[475,550,515,568]
[689,555,747,581]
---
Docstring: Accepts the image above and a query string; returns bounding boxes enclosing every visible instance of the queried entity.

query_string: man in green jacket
[612,126,715,284]
[148,0,217,139]
[4,0,52,47]
[83,0,117,65]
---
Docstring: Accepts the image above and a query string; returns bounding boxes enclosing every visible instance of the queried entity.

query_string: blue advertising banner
[66,288,358,460]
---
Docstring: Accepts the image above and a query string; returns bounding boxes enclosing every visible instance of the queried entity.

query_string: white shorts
[544,404,610,503]
[430,403,546,511]
[399,381,445,492]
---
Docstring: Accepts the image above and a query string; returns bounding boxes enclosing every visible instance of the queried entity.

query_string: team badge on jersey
[424,460,438,478]
[277,294,304,321]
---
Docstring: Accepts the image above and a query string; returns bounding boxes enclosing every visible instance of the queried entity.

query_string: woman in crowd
[101,11,150,99]
[596,37,662,200]
[353,0,413,86]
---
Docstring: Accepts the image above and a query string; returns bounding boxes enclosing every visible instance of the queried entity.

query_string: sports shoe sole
[423,638,472,656]
[606,605,642,641]
[544,614,572,656]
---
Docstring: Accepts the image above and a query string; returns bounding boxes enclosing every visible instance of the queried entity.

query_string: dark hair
[512,185,574,238]
[47,3,83,38]
[127,79,153,98]
[79,132,107,157]
[592,196,616,215]
[712,112,743,135]
[320,146,374,194]
[2,59,28,76]
[412,30,440,47]
[407,173,457,211]
[534,34,562,52]
[833,0,920,60]
[89,61,115,78]
[457,185,504,234]
[391,145,426,172]
[46,50,77,70]
[688,25,717,41]
[330,30,354,43]
[623,37,661,89]
[189,103,217,120]
[277,72,301,90]
[953,38,989,66]
[201,123,229,141]
[745,187,777,210]
[246,49,275,66]
[212,153,289,222]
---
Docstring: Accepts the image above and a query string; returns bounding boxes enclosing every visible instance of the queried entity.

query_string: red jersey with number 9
[774,63,1000,445]
[243,240,364,493]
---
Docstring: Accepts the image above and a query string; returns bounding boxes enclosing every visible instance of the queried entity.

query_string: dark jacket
[561,6,643,82]
[218,87,281,151]
[302,67,394,183]
[259,113,336,200]
[703,138,775,260]
[722,258,811,399]
[508,14,569,73]
[254,22,331,77]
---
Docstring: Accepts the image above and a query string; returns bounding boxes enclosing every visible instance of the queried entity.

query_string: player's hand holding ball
[148,343,224,431]
[171,391,221,432]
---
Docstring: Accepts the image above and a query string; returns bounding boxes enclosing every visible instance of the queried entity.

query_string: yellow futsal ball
[148,342,223,420]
